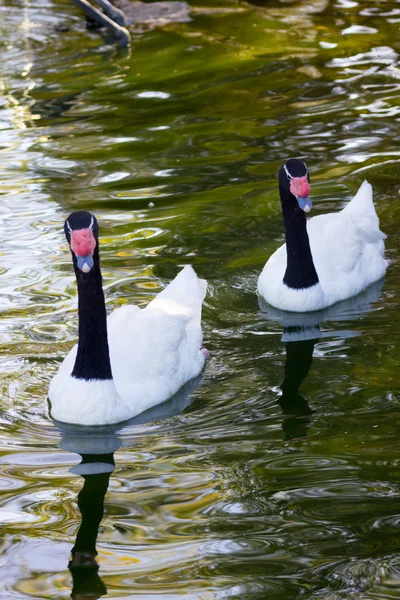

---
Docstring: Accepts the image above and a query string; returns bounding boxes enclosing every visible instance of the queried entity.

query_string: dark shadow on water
[259,278,385,332]
[259,279,385,440]
[52,375,202,435]
[279,335,317,440]
[68,453,114,599]
[54,377,200,598]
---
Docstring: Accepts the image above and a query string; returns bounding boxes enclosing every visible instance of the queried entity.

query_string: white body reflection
[259,278,385,438]
[55,377,201,599]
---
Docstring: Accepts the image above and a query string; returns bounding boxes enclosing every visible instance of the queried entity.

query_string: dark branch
[71,0,131,46]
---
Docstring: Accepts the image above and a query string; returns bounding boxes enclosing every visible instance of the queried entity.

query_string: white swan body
[258,180,388,312]
[49,265,207,425]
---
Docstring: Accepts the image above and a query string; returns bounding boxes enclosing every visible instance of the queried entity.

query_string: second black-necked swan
[258,159,388,312]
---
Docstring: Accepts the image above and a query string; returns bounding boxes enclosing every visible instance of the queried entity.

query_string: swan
[49,210,208,426]
[258,158,388,312]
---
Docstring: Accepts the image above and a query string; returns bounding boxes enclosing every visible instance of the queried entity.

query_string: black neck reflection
[58,373,203,598]
[279,328,320,440]
[69,453,115,600]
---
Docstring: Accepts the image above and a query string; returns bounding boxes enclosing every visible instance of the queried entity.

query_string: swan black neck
[280,185,319,290]
[71,247,113,381]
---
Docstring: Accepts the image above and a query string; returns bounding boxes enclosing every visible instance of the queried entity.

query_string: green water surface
[0,0,400,598]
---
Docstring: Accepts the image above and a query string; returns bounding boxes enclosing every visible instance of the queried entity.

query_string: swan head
[279,159,312,213]
[64,211,99,274]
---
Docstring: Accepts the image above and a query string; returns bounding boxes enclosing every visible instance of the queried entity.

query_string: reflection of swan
[260,278,385,438]
[260,276,385,337]
[58,426,121,600]
[68,450,114,600]
[279,336,316,440]
[55,376,200,598]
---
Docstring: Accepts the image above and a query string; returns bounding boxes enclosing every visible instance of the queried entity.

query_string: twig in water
[71,0,130,46]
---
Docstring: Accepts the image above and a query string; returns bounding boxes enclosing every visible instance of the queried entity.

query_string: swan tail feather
[342,180,386,248]
[344,181,375,214]
[149,266,207,326]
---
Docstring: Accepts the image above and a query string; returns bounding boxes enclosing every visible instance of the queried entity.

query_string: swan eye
[65,215,95,240]
[283,164,293,182]
[284,162,309,183]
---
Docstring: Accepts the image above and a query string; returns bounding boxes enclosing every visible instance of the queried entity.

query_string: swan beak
[297,195,312,213]
[77,254,94,273]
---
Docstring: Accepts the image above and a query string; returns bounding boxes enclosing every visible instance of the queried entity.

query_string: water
[0,0,400,597]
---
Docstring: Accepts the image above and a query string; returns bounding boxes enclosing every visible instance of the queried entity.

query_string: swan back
[107,265,207,418]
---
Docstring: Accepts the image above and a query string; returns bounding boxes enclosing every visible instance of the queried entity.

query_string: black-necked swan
[257,159,388,312]
[48,210,208,426]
